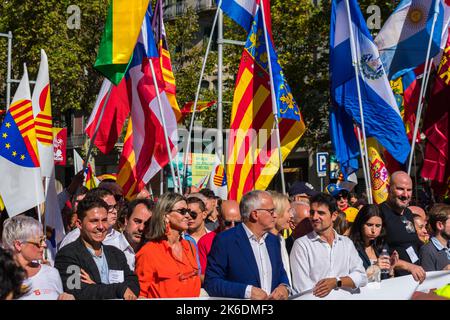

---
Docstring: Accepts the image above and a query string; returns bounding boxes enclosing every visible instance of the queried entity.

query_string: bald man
[286,202,313,254]
[379,171,426,283]
[409,206,427,221]
[197,200,242,275]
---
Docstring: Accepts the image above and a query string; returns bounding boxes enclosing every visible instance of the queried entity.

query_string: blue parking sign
[316,152,328,177]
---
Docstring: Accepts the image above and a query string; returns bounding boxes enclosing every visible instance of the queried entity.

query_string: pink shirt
[197,230,218,274]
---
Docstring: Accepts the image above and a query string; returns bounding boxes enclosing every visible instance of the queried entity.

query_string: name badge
[406,246,419,264]
[109,270,124,284]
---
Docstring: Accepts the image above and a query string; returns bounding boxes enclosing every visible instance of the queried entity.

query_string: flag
[44,171,65,245]
[226,5,306,201]
[124,5,179,191]
[208,156,228,200]
[152,0,182,122]
[181,101,216,115]
[195,173,210,189]
[94,0,150,85]
[32,49,54,178]
[85,78,130,154]
[0,65,45,216]
[53,127,67,166]
[218,0,258,32]
[330,0,410,167]
[73,149,99,190]
[374,0,444,79]
[421,30,450,185]
[367,138,390,204]
[117,119,144,200]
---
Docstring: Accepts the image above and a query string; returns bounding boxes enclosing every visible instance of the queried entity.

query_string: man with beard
[379,171,426,282]
[419,204,450,271]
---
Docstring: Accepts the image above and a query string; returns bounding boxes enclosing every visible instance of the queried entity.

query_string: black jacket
[54,236,139,300]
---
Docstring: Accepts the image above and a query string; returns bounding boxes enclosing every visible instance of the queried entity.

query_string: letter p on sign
[316,152,328,177]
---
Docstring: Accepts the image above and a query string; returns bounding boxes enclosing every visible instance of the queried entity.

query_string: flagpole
[407,0,440,175]
[260,0,286,195]
[182,0,222,193]
[356,126,372,201]
[344,0,373,204]
[148,59,179,193]
[83,83,113,171]
[217,9,224,160]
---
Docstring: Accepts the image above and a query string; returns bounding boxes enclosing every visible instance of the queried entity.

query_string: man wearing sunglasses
[197,200,241,277]
[186,197,210,243]
[204,190,290,300]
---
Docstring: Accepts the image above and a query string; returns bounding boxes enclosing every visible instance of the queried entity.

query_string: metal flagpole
[344,0,372,204]
[356,126,373,201]
[407,0,441,175]
[160,170,164,195]
[182,0,222,193]
[260,0,286,195]
[148,59,179,193]
[83,84,113,171]
[217,9,224,160]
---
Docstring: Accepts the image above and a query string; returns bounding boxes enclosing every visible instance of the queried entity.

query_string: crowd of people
[0,170,449,300]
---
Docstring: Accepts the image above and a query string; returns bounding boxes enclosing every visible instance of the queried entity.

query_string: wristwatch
[335,277,342,288]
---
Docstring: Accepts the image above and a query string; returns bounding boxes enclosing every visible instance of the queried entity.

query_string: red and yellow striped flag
[226,6,305,201]
[153,0,182,122]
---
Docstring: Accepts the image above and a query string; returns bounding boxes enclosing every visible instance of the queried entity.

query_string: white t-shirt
[19,264,63,300]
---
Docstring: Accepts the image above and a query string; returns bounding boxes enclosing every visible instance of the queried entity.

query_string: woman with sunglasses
[135,192,201,298]
[268,191,293,285]
[2,216,74,300]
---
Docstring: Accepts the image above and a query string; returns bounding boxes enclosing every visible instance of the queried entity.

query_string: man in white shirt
[290,193,367,298]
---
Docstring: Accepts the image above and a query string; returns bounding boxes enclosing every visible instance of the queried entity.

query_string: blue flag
[375,0,444,79]
[218,0,257,32]
[330,0,410,167]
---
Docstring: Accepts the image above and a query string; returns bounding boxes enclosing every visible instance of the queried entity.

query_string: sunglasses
[223,220,242,227]
[171,208,197,219]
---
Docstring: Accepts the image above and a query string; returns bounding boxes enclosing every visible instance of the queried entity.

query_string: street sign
[316,152,328,178]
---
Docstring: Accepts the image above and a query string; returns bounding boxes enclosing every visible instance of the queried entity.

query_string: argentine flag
[330,0,410,165]
[375,0,444,79]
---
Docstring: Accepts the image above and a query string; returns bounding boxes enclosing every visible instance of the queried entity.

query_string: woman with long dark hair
[349,205,398,278]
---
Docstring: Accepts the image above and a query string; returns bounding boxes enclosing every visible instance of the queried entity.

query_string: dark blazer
[204,223,290,299]
[54,236,139,300]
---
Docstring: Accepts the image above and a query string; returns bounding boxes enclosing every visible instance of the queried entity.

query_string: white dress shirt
[290,230,367,294]
[242,223,272,298]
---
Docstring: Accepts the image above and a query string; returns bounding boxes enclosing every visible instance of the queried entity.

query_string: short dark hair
[428,204,450,233]
[310,193,338,214]
[199,188,215,199]
[122,198,154,221]
[86,187,114,200]
[186,196,206,211]
[0,247,26,300]
[349,204,386,252]
[76,195,109,221]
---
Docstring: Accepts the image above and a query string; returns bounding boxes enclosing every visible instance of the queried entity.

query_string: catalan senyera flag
[181,101,216,115]
[367,138,390,204]
[32,49,54,178]
[0,65,45,216]
[117,119,144,200]
[226,4,305,201]
[152,0,182,122]
[94,0,150,85]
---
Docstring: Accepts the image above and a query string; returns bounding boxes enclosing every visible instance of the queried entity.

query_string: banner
[53,127,67,166]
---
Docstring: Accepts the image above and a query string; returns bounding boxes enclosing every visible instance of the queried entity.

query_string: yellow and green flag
[94,0,149,85]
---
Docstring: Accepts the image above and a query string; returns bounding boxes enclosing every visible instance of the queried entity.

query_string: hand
[444,265,450,271]
[250,287,269,300]
[313,278,337,298]
[376,255,391,270]
[389,251,399,275]
[58,292,75,300]
[123,288,137,300]
[408,264,426,284]
[268,285,289,300]
[80,268,96,285]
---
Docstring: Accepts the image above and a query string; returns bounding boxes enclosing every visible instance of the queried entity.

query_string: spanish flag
[94,0,150,85]
[367,138,390,204]
[226,5,305,201]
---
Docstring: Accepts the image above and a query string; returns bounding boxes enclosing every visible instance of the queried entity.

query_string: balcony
[163,0,217,20]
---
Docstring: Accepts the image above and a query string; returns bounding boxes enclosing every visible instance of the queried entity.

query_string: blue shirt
[431,237,450,260]
[86,246,109,284]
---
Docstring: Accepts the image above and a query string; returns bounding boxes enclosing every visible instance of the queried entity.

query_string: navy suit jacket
[204,223,290,299]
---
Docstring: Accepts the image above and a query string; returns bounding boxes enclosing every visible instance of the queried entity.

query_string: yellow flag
[367,138,390,204]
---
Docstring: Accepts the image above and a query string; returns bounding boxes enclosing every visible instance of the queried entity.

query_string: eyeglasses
[188,210,199,220]
[24,235,47,247]
[107,204,120,213]
[254,208,276,215]
[224,220,242,227]
[170,208,192,216]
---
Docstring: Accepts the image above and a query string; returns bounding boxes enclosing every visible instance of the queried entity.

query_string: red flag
[52,127,67,166]
[85,79,130,154]
[421,28,450,188]
[181,101,216,115]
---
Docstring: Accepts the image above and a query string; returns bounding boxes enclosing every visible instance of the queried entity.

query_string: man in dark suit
[204,190,290,300]
[55,195,140,300]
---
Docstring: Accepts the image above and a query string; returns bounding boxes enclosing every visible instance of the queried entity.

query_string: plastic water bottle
[380,248,390,280]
